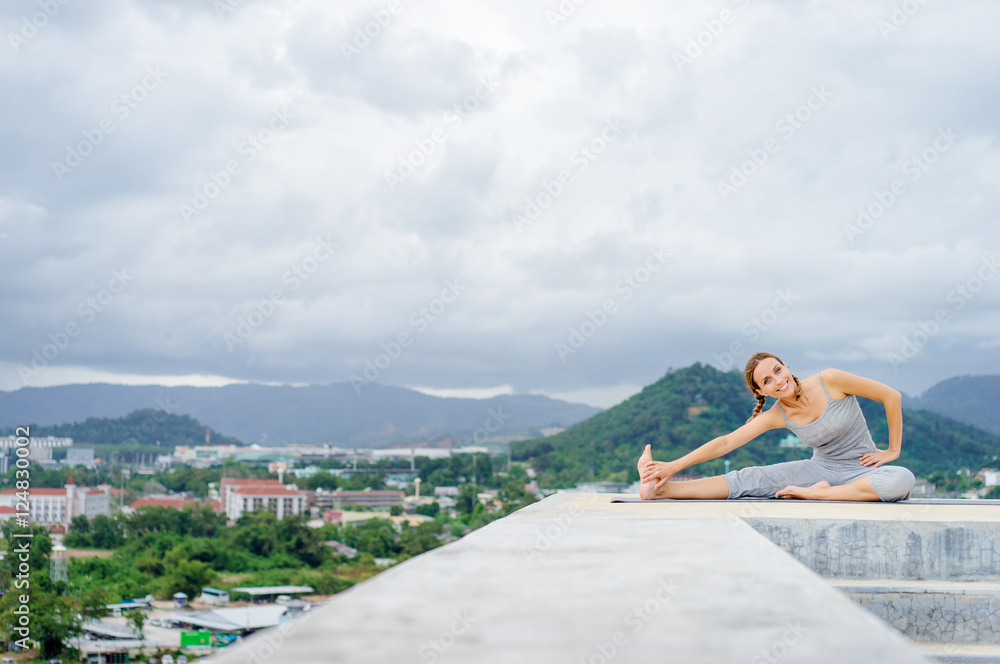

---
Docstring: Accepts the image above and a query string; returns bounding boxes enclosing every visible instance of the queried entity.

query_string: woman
[636,352,916,502]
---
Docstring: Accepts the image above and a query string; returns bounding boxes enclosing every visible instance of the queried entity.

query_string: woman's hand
[859,449,899,468]
[640,460,678,490]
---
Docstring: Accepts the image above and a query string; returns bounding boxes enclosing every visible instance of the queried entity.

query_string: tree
[456,484,478,515]
[159,559,216,599]
[398,521,444,557]
[414,502,440,518]
[66,514,92,547]
[0,584,82,658]
[90,513,125,548]
[126,607,147,646]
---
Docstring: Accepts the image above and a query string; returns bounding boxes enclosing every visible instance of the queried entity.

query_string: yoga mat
[610,496,1000,504]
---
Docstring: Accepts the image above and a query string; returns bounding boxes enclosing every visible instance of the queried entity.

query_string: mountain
[0,382,601,447]
[903,375,1000,436]
[513,363,1000,486]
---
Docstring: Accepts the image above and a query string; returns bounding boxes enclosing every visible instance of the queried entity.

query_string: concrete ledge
[848,590,1000,645]
[206,492,931,664]
[743,518,1000,581]
[916,642,1000,664]
[607,493,1000,580]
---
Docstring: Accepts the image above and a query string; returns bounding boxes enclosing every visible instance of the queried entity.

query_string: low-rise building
[324,487,404,508]
[221,478,306,520]
[128,495,223,512]
[0,474,113,526]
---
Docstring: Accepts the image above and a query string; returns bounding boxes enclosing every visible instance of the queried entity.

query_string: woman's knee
[869,466,915,502]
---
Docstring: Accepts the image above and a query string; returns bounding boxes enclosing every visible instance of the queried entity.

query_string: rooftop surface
[199,491,1000,663]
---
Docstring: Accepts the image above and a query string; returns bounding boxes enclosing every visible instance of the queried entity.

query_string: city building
[174,444,244,467]
[221,478,306,520]
[65,447,96,469]
[128,495,223,512]
[314,487,404,509]
[0,474,113,526]
[0,435,74,454]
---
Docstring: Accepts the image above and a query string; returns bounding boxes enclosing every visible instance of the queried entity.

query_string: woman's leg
[638,449,829,500]
[775,476,880,501]
[640,474,730,500]
[777,463,915,502]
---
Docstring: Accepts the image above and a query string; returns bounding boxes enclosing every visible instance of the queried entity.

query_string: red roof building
[222,478,306,521]
[0,478,113,526]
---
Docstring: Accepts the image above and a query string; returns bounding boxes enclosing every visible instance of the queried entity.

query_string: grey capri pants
[723,457,915,502]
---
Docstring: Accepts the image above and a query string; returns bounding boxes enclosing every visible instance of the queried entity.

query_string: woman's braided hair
[744,351,802,423]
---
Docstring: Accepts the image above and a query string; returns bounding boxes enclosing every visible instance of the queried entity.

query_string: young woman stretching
[637,352,916,502]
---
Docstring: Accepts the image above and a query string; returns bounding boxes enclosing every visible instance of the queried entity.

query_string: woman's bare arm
[821,368,902,466]
[641,407,783,488]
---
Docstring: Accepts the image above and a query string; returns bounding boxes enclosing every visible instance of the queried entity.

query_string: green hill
[1,410,246,464]
[512,363,1000,487]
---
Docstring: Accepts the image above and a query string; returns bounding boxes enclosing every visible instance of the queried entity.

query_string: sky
[1,0,998,408]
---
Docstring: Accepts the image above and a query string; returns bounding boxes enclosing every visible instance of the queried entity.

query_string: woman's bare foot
[637,444,660,500]
[775,480,830,500]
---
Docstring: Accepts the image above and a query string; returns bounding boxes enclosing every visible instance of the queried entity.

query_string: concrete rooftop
[201,491,1000,664]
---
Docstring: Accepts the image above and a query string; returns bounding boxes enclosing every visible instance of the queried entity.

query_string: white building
[174,444,243,466]
[0,475,113,526]
[0,435,74,462]
[221,478,306,521]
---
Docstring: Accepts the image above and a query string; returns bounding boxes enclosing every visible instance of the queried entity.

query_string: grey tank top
[775,374,878,461]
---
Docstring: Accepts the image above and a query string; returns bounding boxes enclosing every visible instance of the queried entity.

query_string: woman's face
[752,357,793,399]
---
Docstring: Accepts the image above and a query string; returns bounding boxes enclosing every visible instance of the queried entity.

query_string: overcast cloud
[1,0,998,408]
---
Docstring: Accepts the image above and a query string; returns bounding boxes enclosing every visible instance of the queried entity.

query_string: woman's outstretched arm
[821,368,902,467]
[640,406,782,489]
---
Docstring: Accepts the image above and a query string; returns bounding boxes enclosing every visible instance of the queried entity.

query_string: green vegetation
[0,522,110,659]
[513,363,1000,487]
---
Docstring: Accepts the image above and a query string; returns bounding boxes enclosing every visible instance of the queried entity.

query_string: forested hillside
[1,410,245,463]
